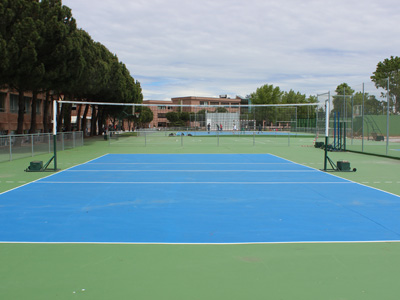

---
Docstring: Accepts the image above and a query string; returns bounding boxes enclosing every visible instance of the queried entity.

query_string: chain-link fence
[133,103,322,134]
[328,80,400,158]
[0,131,84,162]
[313,79,399,158]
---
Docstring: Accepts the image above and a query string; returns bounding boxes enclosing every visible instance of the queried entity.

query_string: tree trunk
[76,102,82,132]
[63,103,72,132]
[97,106,104,135]
[43,91,50,133]
[90,105,97,136]
[29,90,38,134]
[81,104,89,136]
[16,90,25,134]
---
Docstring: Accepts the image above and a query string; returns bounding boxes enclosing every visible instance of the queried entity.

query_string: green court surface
[1,134,400,299]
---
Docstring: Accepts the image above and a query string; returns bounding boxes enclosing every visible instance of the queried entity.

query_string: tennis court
[1,153,399,244]
[1,137,400,300]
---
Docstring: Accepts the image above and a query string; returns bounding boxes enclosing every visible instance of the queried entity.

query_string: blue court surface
[1,154,400,244]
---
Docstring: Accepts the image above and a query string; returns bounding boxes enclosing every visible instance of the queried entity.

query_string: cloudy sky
[63,0,399,100]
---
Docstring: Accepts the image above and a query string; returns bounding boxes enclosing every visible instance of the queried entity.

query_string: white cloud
[63,0,400,100]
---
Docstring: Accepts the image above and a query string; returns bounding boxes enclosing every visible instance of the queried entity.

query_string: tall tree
[250,84,283,125]
[0,0,45,133]
[371,56,400,113]
[39,0,81,133]
[332,83,354,118]
[352,92,383,115]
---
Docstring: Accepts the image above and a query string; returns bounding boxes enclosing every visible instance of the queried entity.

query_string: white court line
[0,154,110,196]
[36,181,352,184]
[88,162,294,165]
[268,153,400,198]
[66,170,319,172]
[1,240,399,245]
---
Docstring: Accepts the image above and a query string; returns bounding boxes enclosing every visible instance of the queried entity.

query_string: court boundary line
[65,170,319,172]
[1,240,399,245]
[2,153,400,245]
[36,181,352,184]
[269,153,400,199]
[88,162,294,165]
[0,154,110,196]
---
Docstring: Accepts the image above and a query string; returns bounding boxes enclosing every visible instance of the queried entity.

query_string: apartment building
[144,95,246,128]
[0,88,49,135]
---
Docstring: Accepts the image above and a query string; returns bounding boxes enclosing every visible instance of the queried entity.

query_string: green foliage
[0,0,143,135]
[352,92,383,115]
[166,111,189,127]
[332,83,354,117]
[371,56,400,112]
[249,84,317,125]
[139,106,153,124]
[166,111,180,123]
[215,107,228,113]
[250,84,282,105]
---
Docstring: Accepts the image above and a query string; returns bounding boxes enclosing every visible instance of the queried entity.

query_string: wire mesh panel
[343,81,400,158]
[104,104,321,150]
[0,132,84,162]
[32,133,51,157]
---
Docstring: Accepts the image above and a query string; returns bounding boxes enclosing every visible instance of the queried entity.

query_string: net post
[53,98,57,171]
[324,94,330,171]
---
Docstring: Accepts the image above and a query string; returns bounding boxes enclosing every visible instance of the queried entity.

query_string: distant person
[220,124,223,131]
[258,124,262,134]
[207,123,211,134]
[216,124,219,131]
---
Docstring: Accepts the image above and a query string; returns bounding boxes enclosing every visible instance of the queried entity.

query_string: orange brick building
[144,96,244,128]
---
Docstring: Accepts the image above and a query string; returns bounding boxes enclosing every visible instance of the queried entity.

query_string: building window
[36,99,42,115]
[0,92,5,112]
[158,113,166,118]
[157,105,167,110]
[10,94,19,113]
[200,101,208,105]
[24,97,31,114]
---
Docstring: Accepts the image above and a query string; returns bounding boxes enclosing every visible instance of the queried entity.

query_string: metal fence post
[9,136,12,161]
[62,132,64,151]
[362,83,365,153]
[31,134,34,157]
[386,77,390,156]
